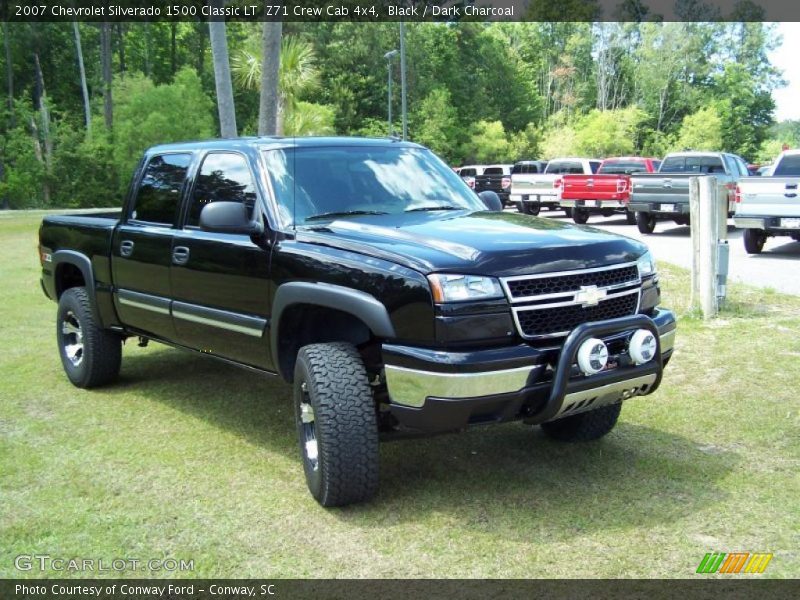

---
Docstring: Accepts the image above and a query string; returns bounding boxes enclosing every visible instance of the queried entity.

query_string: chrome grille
[501,263,642,339]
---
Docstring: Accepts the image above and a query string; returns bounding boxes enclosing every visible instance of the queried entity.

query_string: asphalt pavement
[507,208,800,296]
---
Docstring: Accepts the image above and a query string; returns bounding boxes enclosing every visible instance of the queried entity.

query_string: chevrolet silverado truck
[734,149,800,254]
[628,151,749,234]
[38,137,675,507]
[474,164,513,206]
[560,157,661,225]
[512,158,601,216]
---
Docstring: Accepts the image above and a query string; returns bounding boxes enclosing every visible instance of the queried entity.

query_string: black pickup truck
[473,164,512,206]
[39,137,676,507]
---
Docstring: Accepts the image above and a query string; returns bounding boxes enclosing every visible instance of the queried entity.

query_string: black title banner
[2,579,800,600]
[0,0,796,22]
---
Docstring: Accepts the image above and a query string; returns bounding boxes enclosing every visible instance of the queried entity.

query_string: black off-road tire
[625,211,637,225]
[528,202,541,216]
[572,208,590,224]
[541,402,622,442]
[636,211,657,234]
[743,228,766,254]
[293,342,379,507]
[601,208,615,218]
[56,287,122,388]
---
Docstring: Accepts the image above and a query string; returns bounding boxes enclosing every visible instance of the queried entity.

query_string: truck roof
[146,136,425,154]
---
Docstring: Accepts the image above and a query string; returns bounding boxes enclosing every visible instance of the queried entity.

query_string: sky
[769,22,800,122]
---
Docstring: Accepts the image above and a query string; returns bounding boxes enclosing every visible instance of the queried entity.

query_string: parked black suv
[38,137,675,506]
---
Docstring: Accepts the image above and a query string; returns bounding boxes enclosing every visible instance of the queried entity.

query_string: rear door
[169,150,272,369]
[111,152,192,339]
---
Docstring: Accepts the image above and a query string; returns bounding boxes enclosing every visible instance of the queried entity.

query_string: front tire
[56,287,122,388]
[541,402,622,442]
[293,342,379,507]
[636,211,657,234]
[743,228,766,254]
[572,208,590,224]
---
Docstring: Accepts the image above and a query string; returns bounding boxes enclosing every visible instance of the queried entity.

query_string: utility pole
[384,50,397,136]
[399,21,407,140]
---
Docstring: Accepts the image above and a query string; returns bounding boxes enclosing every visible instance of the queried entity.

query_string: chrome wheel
[299,382,318,471]
[61,310,84,367]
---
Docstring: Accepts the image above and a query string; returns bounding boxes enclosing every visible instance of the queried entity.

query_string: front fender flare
[270,282,396,375]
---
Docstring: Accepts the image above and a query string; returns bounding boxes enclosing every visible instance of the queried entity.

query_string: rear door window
[130,153,192,225]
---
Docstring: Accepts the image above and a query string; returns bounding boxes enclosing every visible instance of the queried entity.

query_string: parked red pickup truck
[560,157,661,224]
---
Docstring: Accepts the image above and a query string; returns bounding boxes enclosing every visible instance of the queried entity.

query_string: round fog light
[577,338,608,375]
[629,329,657,364]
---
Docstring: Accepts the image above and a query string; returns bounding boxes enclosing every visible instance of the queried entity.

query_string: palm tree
[208,0,238,138]
[232,36,319,135]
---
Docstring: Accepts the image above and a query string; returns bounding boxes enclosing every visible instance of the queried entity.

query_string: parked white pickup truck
[734,149,800,254]
[511,158,601,216]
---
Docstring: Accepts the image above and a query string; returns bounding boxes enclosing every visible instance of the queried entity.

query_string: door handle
[172,246,190,265]
[120,240,134,257]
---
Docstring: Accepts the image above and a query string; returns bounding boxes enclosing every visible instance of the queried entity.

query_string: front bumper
[383,309,675,434]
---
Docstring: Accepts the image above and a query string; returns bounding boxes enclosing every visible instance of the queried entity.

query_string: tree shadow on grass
[104,347,736,540]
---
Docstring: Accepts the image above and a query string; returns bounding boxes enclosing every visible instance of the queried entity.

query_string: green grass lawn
[1,211,798,578]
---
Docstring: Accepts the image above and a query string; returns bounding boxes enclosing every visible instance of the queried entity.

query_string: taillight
[553,178,562,189]
[734,184,741,203]
[501,176,511,190]
[617,179,628,194]
[464,176,475,189]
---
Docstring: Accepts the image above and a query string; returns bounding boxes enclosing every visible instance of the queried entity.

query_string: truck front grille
[515,291,639,338]
[504,264,639,300]
[501,263,642,339]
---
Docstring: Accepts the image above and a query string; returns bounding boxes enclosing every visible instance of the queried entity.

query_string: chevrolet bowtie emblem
[575,285,607,307]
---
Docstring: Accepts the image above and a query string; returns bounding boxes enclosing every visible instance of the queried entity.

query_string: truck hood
[297,211,647,277]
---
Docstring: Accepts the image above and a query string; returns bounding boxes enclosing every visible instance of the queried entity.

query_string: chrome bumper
[385,327,675,409]
[560,200,625,209]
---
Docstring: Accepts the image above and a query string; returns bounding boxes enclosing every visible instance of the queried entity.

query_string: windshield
[263,146,485,227]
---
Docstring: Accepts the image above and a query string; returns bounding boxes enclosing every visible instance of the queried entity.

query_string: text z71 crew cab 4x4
[39,137,676,507]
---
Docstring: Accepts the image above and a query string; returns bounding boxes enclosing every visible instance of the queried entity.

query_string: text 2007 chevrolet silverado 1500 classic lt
[734,149,800,254]
[628,151,749,234]
[39,137,676,507]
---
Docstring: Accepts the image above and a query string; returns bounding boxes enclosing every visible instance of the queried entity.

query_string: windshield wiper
[305,210,389,222]
[405,205,460,212]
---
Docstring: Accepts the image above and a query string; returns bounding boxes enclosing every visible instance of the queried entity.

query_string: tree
[73,23,91,135]
[410,88,457,159]
[100,21,113,130]
[573,107,646,157]
[208,1,237,138]
[673,105,723,152]
[463,120,510,163]
[259,21,281,135]
[232,36,319,135]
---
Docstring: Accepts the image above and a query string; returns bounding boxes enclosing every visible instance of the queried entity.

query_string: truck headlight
[428,274,504,303]
[637,251,656,278]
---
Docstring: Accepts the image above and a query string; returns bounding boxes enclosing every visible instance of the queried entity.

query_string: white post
[690,176,720,319]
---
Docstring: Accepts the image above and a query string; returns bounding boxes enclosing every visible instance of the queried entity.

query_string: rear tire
[601,208,614,218]
[57,287,122,388]
[563,207,573,218]
[743,228,766,254]
[541,403,622,442]
[572,208,590,224]
[293,342,379,507]
[636,211,657,234]
[625,211,637,225]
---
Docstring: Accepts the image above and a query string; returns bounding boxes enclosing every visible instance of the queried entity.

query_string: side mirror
[478,190,503,212]
[199,201,264,235]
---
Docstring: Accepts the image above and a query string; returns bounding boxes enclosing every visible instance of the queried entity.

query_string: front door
[111,152,193,340]
[169,151,272,369]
